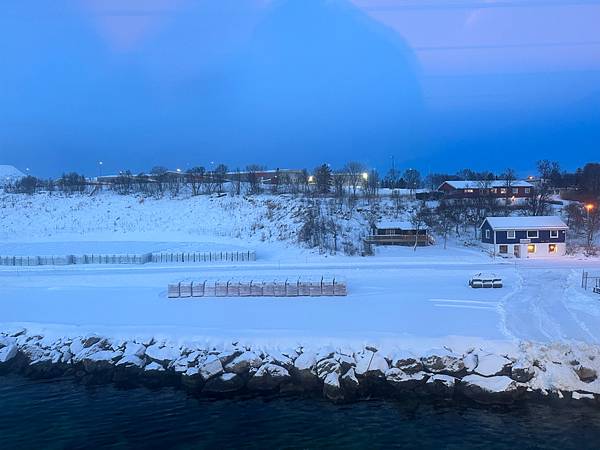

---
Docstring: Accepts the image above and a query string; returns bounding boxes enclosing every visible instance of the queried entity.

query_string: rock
[425,374,456,396]
[421,350,465,376]
[225,351,263,374]
[198,356,224,381]
[247,363,291,391]
[323,371,344,402]
[0,344,18,364]
[116,354,145,368]
[316,358,341,380]
[294,351,319,384]
[385,368,429,390]
[123,342,146,359]
[82,335,102,348]
[69,339,84,356]
[461,375,521,404]
[203,373,246,393]
[355,352,388,378]
[334,353,355,373]
[145,344,180,365]
[474,353,512,377]
[217,350,243,367]
[463,353,478,372]
[511,359,535,383]
[181,367,203,389]
[144,362,165,372]
[340,367,360,395]
[264,352,294,370]
[574,366,597,383]
[572,391,595,401]
[294,351,316,371]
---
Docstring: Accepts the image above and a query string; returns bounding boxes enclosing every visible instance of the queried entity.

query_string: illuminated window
[499,245,508,254]
[507,230,516,239]
[549,244,557,254]
[550,230,559,238]
[464,189,474,193]
[500,188,507,194]
[527,230,539,239]
[527,244,536,254]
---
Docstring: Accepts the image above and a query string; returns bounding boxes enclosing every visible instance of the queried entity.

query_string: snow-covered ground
[2,191,600,354]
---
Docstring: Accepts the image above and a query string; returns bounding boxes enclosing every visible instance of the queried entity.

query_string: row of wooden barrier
[168,278,347,298]
[0,251,256,267]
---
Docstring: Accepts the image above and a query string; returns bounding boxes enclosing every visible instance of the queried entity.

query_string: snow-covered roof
[376,220,416,229]
[482,216,568,230]
[441,180,534,190]
[0,165,25,185]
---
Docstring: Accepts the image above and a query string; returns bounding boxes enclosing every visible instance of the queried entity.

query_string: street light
[98,161,103,178]
[585,203,595,218]
[362,172,369,181]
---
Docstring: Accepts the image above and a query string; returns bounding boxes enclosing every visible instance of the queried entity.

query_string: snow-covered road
[3,256,599,348]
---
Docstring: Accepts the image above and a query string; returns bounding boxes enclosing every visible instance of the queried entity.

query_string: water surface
[1,375,599,449]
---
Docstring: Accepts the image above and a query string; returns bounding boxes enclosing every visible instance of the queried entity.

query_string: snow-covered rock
[203,372,246,393]
[198,355,224,381]
[0,344,18,364]
[323,371,344,402]
[474,353,512,377]
[461,375,521,404]
[116,354,145,368]
[145,344,179,365]
[225,351,263,374]
[247,363,291,391]
[355,352,388,377]
[385,368,429,389]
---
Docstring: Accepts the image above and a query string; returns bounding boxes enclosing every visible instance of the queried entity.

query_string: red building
[438,180,534,199]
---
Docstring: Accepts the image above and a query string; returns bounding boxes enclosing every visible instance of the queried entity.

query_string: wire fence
[0,251,256,267]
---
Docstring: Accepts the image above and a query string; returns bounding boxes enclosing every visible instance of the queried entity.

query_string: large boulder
[574,365,597,383]
[421,349,465,376]
[425,374,456,396]
[510,359,535,383]
[460,375,522,404]
[323,371,344,402]
[474,353,512,377]
[198,355,224,381]
[0,344,18,364]
[203,372,246,393]
[247,363,291,391]
[385,368,429,390]
[355,352,389,378]
[145,344,180,366]
[225,351,263,374]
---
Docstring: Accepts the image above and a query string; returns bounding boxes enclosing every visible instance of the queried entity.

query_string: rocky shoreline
[2,328,600,406]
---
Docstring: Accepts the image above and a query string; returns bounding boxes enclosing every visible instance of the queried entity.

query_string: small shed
[366,220,432,246]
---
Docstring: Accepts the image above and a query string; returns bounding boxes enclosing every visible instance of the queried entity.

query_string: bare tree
[246,164,265,195]
[344,161,366,198]
[501,168,516,211]
[186,166,205,196]
[409,202,431,251]
[403,168,421,196]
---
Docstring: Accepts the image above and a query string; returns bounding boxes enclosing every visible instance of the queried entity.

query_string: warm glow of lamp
[308,175,315,183]
[362,172,369,181]
[585,203,594,211]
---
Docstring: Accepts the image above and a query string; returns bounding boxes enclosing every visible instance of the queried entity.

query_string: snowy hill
[0,165,25,185]
[0,192,375,256]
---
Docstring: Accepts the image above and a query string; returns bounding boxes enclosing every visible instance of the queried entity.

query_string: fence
[168,277,347,298]
[581,271,600,294]
[0,251,256,267]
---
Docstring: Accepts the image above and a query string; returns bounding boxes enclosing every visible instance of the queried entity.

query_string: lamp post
[586,203,594,219]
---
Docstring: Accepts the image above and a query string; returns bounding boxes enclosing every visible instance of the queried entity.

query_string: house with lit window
[438,180,534,199]
[480,216,568,258]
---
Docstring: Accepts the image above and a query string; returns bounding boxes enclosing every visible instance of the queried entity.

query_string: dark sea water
[2,375,600,450]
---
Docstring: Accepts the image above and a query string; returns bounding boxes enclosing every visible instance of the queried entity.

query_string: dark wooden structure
[365,221,432,246]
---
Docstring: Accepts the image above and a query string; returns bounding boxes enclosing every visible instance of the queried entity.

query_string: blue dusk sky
[0,0,599,177]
